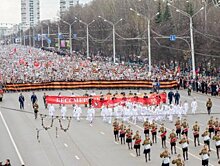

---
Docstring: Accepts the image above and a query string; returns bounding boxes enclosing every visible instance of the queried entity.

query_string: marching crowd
[17,89,219,165]
[0,45,219,97]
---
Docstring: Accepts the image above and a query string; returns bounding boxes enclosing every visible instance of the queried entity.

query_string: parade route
[0,89,219,166]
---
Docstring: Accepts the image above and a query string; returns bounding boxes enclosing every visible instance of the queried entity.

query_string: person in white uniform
[183,101,189,116]
[61,104,67,119]
[87,106,95,125]
[75,106,82,121]
[191,98,198,114]
[49,104,55,117]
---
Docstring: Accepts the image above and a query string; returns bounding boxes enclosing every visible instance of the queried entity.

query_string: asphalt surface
[0,89,219,166]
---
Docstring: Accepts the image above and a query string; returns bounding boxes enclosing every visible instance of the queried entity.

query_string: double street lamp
[75,18,95,58]
[168,3,204,79]
[61,20,77,54]
[98,16,123,63]
[130,8,159,74]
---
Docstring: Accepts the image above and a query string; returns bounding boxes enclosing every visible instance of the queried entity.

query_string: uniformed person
[142,135,152,162]
[213,131,220,159]
[126,125,133,150]
[18,93,25,110]
[192,121,200,147]
[151,120,157,143]
[133,130,141,156]
[214,118,220,136]
[202,128,211,151]
[119,122,126,144]
[83,91,89,107]
[169,129,177,154]
[179,134,189,161]
[43,92,47,109]
[181,119,189,137]
[199,145,210,166]
[160,148,171,166]
[159,123,167,148]
[172,154,184,166]
[175,117,182,139]
[33,102,39,119]
[113,119,119,141]
[208,116,215,138]
[143,119,150,137]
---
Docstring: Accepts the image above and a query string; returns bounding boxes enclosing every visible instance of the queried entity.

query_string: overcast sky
[0,0,91,25]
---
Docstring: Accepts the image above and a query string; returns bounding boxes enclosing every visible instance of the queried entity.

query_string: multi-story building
[60,0,78,16]
[21,0,40,30]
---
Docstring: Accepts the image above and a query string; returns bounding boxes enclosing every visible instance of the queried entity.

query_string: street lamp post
[56,23,61,50]
[98,16,123,63]
[168,3,204,79]
[76,19,95,58]
[41,25,44,47]
[42,22,50,47]
[61,20,77,54]
[130,8,159,73]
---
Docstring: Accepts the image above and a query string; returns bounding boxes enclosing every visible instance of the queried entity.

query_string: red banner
[46,93,167,108]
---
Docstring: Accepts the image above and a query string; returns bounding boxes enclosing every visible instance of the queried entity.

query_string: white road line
[130,153,136,157]
[64,143,68,148]
[100,131,105,135]
[0,111,25,166]
[128,121,215,166]
[75,155,80,160]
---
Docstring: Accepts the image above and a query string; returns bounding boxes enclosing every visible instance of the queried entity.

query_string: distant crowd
[0,45,219,96]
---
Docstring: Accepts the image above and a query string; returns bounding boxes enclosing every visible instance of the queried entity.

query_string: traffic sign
[170,35,176,41]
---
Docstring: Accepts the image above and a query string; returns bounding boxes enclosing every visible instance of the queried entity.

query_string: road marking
[75,155,80,160]
[128,121,215,166]
[130,153,136,157]
[0,111,25,166]
[100,131,105,135]
[64,143,68,147]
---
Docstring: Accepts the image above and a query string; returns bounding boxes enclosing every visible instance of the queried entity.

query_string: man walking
[33,102,39,119]
[206,98,212,115]
[31,92,38,106]
[168,90,174,105]
[19,93,25,110]
[174,91,180,105]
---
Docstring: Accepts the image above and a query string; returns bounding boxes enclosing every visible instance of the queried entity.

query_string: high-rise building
[21,0,40,30]
[60,0,78,16]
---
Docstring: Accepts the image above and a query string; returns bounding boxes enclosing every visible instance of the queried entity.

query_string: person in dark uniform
[168,91,174,105]
[206,98,212,115]
[133,130,141,156]
[174,91,180,105]
[119,122,126,144]
[150,120,157,143]
[159,123,167,148]
[179,134,189,161]
[126,125,133,150]
[113,119,119,142]
[19,93,25,110]
[88,95,93,108]
[43,93,47,109]
[4,159,11,166]
[192,121,200,147]
[33,102,39,119]
[31,92,37,106]
[143,119,150,137]
[84,91,89,107]
[169,129,177,154]
[175,117,182,139]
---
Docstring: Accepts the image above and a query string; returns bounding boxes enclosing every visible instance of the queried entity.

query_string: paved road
[0,89,219,166]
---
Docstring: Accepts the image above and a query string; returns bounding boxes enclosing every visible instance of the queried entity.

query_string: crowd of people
[0,45,219,97]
